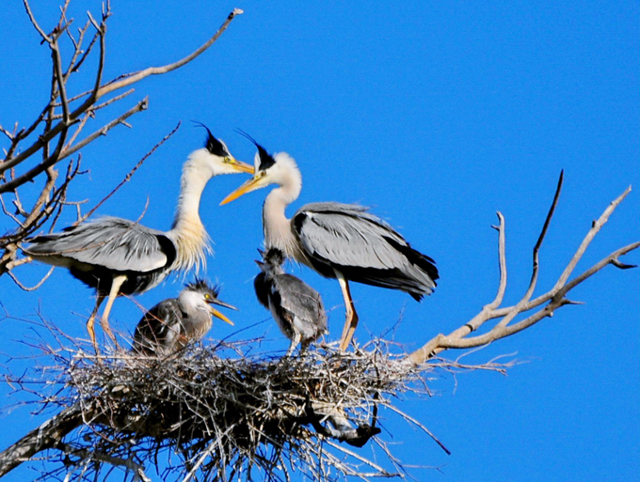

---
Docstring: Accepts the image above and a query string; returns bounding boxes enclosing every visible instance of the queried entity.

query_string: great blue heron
[221,135,438,351]
[254,247,327,356]
[23,127,253,350]
[132,279,235,356]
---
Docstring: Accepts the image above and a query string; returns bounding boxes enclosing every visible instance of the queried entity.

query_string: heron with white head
[254,247,327,356]
[221,134,438,351]
[132,279,235,356]
[23,126,253,351]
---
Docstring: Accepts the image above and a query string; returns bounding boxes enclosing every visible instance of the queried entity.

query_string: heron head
[192,122,254,176]
[219,131,300,205]
[263,247,286,267]
[182,279,236,325]
[254,247,286,275]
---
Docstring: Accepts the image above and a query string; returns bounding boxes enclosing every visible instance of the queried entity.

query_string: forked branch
[406,174,638,366]
[0,3,243,279]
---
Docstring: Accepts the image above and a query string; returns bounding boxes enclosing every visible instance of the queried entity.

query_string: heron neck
[170,167,212,272]
[263,183,304,261]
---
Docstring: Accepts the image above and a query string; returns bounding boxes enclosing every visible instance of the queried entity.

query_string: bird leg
[87,294,106,354]
[336,271,359,351]
[286,332,302,357]
[100,274,127,345]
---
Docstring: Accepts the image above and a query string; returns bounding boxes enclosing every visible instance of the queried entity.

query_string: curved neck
[262,170,304,261]
[169,163,212,272]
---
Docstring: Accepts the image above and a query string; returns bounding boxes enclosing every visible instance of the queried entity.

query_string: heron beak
[210,307,235,326]
[228,157,255,174]
[206,297,237,325]
[210,297,238,311]
[219,175,265,205]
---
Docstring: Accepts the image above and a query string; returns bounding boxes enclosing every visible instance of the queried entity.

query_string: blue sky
[1,1,638,480]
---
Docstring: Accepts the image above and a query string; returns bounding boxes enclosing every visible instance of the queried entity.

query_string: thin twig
[6,266,55,291]
[0,8,241,177]
[97,9,244,99]
[79,122,180,222]
[407,180,638,366]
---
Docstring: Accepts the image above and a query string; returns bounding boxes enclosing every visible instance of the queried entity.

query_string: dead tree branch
[0,2,243,278]
[406,175,638,366]
[0,404,84,477]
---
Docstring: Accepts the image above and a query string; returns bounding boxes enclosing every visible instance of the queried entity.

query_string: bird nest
[17,338,448,481]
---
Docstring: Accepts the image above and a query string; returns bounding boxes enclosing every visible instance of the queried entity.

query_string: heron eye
[204,294,210,299]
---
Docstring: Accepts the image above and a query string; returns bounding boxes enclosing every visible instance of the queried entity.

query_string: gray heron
[254,247,327,356]
[23,126,253,351]
[221,135,438,351]
[132,279,235,356]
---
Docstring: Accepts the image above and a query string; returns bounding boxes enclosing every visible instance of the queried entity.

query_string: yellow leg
[336,271,359,352]
[100,274,127,344]
[87,295,105,354]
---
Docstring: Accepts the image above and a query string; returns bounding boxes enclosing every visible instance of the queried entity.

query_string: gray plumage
[292,202,438,299]
[221,136,438,351]
[254,248,327,356]
[25,216,177,295]
[21,126,253,350]
[132,279,235,356]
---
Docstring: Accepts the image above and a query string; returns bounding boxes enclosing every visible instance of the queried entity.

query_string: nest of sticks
[8,336,456,481]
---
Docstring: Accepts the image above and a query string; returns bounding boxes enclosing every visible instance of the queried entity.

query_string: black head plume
[185,278,220,298]
[263,247,286,266]
[235,129,276,171]
[193,121,228,157]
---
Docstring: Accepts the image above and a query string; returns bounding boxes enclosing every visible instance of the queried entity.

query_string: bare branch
[0,404,83,477]
[85,9,107,102]
[6,265,55,291]
[69,20,98,75]
[96,9,244,98]
[51,39,71,124]
[496,170,564,329]
[0,8,241,178]
[80,122,180,222]
[22,0,52,43]
[406,180,638,366]
[60,97,149,161]
[0,99,147,195]
[490,211,508,309]
[552,185,632,291]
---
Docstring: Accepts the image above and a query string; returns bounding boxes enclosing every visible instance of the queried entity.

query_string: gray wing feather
[25,216,171,272]
[273,274,327,336]
[295,202,409,270]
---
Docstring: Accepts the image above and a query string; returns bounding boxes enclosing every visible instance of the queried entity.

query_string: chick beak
[207,298,237,325]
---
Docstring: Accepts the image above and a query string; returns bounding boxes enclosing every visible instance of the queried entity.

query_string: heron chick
[254,247,327,356]
[221,134,438,351]
[132,279,235,356]
[22,126,253,351]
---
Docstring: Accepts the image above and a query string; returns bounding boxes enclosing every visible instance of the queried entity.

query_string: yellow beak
[210,307,234,326]
[228,157,255,174]
[220,175,265,205]
[207,297,237,325]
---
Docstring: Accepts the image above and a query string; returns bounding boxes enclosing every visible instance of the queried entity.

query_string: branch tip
[611,258,637,270]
